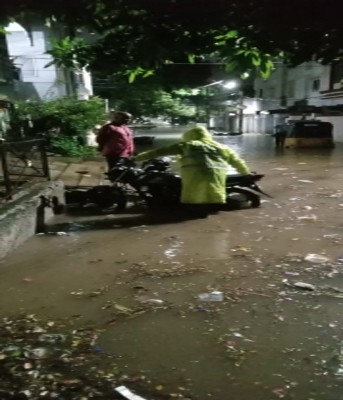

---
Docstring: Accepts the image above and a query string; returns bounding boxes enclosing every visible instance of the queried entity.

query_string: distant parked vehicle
[133,136,155,145]
[285,120,334,148]
[212,131,242,136]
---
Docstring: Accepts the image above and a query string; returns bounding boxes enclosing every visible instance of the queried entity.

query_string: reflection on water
[135,128,342,168]
[2,127,343,400]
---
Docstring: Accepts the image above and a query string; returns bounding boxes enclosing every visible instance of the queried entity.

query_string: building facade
[212,60,343,142]
[5,22,93,101]
[0,34,17,100]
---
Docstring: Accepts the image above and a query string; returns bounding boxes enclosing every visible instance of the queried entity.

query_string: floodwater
[1,132,343,399]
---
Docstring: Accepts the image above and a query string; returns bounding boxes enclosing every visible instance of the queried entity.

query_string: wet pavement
[1,132,343,399]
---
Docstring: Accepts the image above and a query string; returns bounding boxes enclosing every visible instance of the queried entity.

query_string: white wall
[6,23,67,100]
[255,61,332,109]
[255,63,285,110]
[319,116,343,143]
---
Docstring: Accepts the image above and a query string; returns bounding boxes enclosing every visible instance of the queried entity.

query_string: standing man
[274,123,288,149]
[96,111,134,170]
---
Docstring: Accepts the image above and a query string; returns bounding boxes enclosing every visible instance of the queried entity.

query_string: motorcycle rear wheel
[87,186,128,211]
[225,188,260,209]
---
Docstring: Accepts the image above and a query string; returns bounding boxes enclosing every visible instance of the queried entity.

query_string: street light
[222,81,238,90]
[197,80,243,132]
[220,81,244,134]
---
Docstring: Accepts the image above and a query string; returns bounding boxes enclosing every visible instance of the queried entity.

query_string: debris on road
[70,286,109,298]
[296,215,317,222]
[293,282,316,291]
[297,179,314,183]
[115,385,147,400]
[304,254,330,264]
[0,314,167,400]
[198,291,224,302]
[138,298,164,305]
[36,231,69,236]
[335,341,343,379]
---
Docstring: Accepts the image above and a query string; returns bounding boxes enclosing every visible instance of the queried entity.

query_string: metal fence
[0,139,50,201]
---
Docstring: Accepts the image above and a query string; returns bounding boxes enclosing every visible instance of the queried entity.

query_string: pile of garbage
[0,314,164,400]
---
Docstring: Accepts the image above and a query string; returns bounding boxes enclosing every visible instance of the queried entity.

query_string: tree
[94,79,197,122]
[1,0,342,82]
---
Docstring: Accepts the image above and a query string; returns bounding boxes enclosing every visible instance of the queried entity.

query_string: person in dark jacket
[96,111,134,170]
[274,123,288,149]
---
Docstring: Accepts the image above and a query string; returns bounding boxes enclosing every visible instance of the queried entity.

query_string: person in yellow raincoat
[134,126,251,207]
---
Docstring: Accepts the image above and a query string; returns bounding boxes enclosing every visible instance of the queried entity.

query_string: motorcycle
[65,157,271,211]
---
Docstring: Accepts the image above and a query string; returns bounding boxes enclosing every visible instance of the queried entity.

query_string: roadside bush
[14,96,106,138]
[11,96,105,157]
[51,137,97,158]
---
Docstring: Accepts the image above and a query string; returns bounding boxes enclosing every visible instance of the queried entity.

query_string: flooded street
[1,132,343,399]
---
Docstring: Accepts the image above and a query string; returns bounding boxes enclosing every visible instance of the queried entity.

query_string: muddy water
[1,133,343,399]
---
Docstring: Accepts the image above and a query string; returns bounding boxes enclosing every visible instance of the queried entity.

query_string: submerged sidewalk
[49,157,107,187]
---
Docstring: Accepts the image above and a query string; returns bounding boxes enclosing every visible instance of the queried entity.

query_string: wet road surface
[1,133,343,399]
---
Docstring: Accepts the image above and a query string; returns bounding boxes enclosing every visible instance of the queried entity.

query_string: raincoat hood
[182,126,213,142]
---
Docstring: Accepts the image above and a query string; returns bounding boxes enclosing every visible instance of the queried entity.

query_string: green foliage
[99,80,196,122]
[123,67,155,83]
[51,136,97,158]
[214,33,275,79]
[14,97,106,138]
[1,0,343,81]
[46,37,93,70]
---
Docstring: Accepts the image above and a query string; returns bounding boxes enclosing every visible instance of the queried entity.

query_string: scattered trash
[70,286,109,298]
[272,387,286,398]
[297,179,314,183]
[302,205,313,210]
[130,262,207,278]
[296,215,317,222]
[140,299,164,305]
[335,341,343,379]
[304,254,330,264]
[198,291,224,302]
[36,232,69,236]
[231,246,251,252]
[115,385,147,400]
[114,304,134,314]
[293,282,316,291]
[318,286,343,298]
[22,277,33,283]
[38,334,66,343]
[92,345,103,353]
[70,290,85,296]
[323,234,341,240]
[25,347,49,359]
[0,314,142,398]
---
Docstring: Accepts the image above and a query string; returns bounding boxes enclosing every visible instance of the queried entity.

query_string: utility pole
[238,90,244,134]
[205,87,211,128]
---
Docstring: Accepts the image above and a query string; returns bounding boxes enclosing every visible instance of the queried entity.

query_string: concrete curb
[0,180,65,260]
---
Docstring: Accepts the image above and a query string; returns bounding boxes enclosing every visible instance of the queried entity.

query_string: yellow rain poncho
[134,126,250,204]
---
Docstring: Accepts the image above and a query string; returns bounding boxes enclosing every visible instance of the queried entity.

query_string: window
[312,79,320,91]
[268,87,275,98]
[21,58,39,79]
[288,80,295,98]
[331,59,343,89]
